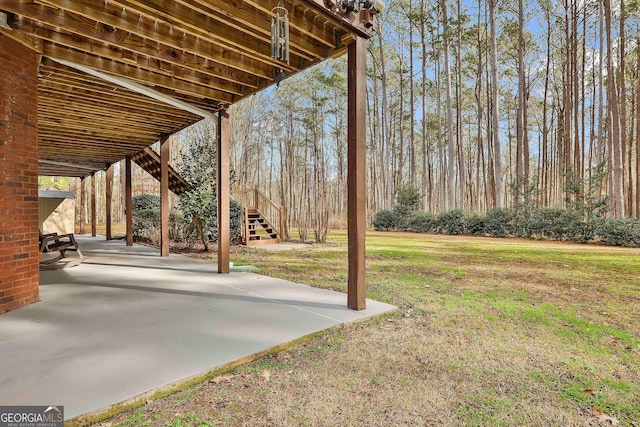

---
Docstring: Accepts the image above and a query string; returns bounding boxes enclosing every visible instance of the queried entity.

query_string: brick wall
[0,35,40,313]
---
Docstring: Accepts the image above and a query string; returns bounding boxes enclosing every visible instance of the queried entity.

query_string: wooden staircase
[234,187,285,247]
[131,147,189,195]
[245,208,281,245]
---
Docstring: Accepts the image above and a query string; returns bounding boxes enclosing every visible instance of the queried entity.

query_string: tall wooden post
[347,37,367,310]
[79,177,86,234]
[217,111,230,274]
[253,185,259,209]
[105,164,113,240]
[91,172,97,237]
[160,135,170,257]
[125,156,133,246]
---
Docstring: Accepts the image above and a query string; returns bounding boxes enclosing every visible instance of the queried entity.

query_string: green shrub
[373,209,396,231]
[526,208,585,241]
[132,194,160,213]
[132,209,160,243]
[466,214,487,236]
[392,205,411,231]
[408,211,435,233]
[169,213,188,241]
[396,185,422,212]
[595,217,640,247]
[527,208,557,239]
[230,199,244,242]
[485,208,514,237]
[435,210,466,235]
[550,210,585,241]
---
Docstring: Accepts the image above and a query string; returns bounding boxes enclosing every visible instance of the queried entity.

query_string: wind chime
[270,4,289,65]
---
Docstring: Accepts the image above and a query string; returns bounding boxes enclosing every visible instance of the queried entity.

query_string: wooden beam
[112,0,329,60]
[53,58,220,118]
[0,24,42,53]
[105,164,113,240]
[104,0,308,65]
[8,0,281,77]
[79,177,86,234]
[236,0,340,48]
[46,47,233,104]
[217,111,230,274]
[125,156,133,246]
[160,135,170,257]
[91,172,97,237]
[39,159,100,172]
[303,0,377,37]
[347,36,367,311]
[12,20,250,95]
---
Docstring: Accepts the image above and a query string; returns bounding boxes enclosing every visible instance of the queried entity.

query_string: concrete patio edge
[67,311,395,426]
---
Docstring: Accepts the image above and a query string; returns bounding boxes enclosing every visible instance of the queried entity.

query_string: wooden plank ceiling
[0,0,373,177]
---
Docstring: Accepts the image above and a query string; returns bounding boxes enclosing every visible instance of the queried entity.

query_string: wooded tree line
[227,0,640,237]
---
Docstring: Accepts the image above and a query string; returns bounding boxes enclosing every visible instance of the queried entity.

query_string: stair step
[245,237,280,246]
[248,235,278,241]
[248,221,271,228]
[242,205,281,246]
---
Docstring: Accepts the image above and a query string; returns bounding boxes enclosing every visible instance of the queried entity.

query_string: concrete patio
[0,237,395,420]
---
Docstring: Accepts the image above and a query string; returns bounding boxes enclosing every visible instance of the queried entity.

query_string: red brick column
[0,36,40,313]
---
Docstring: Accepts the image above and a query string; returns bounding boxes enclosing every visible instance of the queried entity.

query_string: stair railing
[234,186,284,243]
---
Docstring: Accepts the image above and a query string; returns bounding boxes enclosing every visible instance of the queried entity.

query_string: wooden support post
[347,37,367,310]
[253,185,259,209]
[91,172,97,237]
[279,207,285,243]
[105,164,113,240]
[125,156,133,246]
[79,177,86,234]
[217,111,230,274]
[160,135,170,257]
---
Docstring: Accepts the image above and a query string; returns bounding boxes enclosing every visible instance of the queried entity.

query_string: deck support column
[125,156,133,246]
[105,164,113,240]
[160,135,170,257]
[347,36,367,310]
[217,111,230,274]
[91,172,97,237]
[79,177,86,234]
[0,35,40,313]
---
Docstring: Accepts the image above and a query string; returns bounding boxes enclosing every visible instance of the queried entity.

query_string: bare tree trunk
[488,0,502,208]
[572,0,580,187]
[619,0,630,215]
[604,0,625,217]
[476,0,485,212]
[636,35,640,218]
[409,1,416,187]
[436,33,446,212]
[376,32,393,209]
[542,6,552,207]
[516,0,527,204]
[397,57,405,189]
[420,0,430,211]
[456,0,466,210]
[441,0,456,210]
[596,0,605,198]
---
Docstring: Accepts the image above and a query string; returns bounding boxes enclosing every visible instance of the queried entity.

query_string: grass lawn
[99,231,639,426]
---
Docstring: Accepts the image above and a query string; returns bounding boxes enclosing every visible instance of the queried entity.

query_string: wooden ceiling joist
[0,0,374,177]
[53,58,217,118]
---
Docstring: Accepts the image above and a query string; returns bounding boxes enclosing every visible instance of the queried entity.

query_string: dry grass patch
[99,231,639,427]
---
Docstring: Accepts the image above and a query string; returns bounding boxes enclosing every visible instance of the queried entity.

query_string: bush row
[373,207,640,248]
